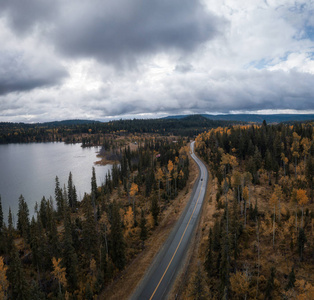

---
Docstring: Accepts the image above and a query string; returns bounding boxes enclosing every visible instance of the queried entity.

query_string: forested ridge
[0,115,241,143]
[0,136,191,299]
[185,122,314,299]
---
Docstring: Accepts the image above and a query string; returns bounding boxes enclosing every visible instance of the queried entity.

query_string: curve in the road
[130,141,208,300]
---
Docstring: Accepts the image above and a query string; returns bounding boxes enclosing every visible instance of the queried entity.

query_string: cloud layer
[0,0,314,122]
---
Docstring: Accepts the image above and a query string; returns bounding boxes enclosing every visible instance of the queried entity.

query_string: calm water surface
[0,143,111,223]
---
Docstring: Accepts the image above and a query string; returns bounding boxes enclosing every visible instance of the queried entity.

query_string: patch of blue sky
[244,58,276,70]
[293,25,314,41]
[244,52,294,70]
[303,25,314,40]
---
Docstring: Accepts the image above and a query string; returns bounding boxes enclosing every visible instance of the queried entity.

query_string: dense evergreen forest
[0,136,191,299]
[186,122,314,299]
[0,115,241,143]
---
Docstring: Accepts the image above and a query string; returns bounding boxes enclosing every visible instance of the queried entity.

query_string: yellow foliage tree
[295,279,314,300]
[167,160,174,196]
[0,256,8,300]
[167,160,174,173]
[296,189,308,227]
[300,137,310,165]
[221,153,238,177]
[130,182,138,198]
[230,271,250,299]
[130,182,138,213]
[124,206,134,236]
[52,257,67,295]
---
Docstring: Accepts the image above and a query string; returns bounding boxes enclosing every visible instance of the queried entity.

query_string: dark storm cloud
[0,0,58,35]
[52,0,221,66]
[0,52,68,95]
[1,0,224,66]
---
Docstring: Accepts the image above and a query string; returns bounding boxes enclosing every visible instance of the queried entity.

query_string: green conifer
[110,201,126,270]
[8,249,30,300]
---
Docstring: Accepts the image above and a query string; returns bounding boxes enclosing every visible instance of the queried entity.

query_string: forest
[0,115,241,144]
[183,121,314,299]
[1,119,313,299]
[0,135,191,299]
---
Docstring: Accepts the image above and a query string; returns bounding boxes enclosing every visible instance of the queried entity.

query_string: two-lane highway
[130,141,208,300]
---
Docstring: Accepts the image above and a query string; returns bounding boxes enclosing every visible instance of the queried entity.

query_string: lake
[0,143,111,224]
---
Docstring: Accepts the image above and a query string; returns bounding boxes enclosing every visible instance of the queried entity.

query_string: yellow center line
[149,166,204,300]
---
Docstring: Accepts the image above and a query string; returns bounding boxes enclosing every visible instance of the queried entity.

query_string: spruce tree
[151,194,160,226]
[8,249,30,300]
[264,267,276,300]
[6,208,14,254]
[140,209,148,248]
[285,267,296,290]
[55,176,64,218]
[46,198,60,258]
[29,217,49,274]
[204,228,213,278]
[110,201,126,270]
[62,217,78,292]
[0,196,3,254]
[82,199,99,263]
[67,172,77,208]
[189,266,208,300]
[39,197,47,229]
[91,166,98,200]
[17,195,30,242]
[0,195,3,232]
[298,228,307,261]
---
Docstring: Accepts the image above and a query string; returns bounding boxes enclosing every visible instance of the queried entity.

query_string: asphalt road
[130,141,208,300]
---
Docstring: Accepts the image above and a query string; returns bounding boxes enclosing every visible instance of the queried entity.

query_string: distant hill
[43,119,100,126]
[164,114,314,123]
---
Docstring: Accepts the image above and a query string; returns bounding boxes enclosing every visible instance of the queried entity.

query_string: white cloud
[0,0,314,122]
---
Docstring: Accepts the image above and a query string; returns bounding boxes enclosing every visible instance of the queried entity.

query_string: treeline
[0,136,190,299]
[0,115,241,143]
[190,122,314,299]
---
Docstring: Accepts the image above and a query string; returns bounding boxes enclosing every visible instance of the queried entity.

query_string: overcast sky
[1,0,314,122]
